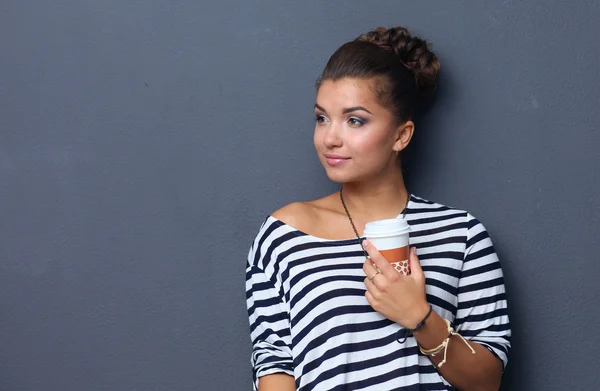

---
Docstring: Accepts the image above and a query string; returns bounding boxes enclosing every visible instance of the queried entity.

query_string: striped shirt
[246,195,511,390]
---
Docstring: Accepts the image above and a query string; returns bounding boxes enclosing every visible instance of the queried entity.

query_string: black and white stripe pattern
[246,195,511,390]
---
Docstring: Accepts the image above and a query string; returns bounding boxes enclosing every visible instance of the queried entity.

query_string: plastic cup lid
[363,217,410,238]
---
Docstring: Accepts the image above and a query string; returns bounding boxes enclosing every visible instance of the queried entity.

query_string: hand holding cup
[362,241,429,327]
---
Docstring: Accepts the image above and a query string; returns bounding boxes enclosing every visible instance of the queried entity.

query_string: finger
[363,257,380,276]
[364,270,382,292]
[408,247,423,277]
[365,276,384,298]
[362,240,394,276]
[365,290,375,307]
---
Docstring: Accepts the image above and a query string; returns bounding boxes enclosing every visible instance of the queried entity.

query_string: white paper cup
[363,217,411,275]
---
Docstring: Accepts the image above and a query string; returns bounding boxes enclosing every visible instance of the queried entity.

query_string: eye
[348,116,366,127]
[315,114,328,123]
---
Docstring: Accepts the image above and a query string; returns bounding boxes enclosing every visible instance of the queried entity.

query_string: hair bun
[357,27,440,107]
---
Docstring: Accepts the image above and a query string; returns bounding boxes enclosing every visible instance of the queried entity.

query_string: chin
[323,167,363,184]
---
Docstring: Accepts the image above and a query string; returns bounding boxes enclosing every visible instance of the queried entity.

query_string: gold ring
[369,270,381,282]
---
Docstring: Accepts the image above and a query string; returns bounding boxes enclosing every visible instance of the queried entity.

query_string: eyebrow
[314,103,373,115]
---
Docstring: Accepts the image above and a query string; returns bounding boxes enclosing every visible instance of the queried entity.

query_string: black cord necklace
[339,187,411,259]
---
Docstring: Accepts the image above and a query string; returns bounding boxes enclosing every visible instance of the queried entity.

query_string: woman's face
[313,77,408,184]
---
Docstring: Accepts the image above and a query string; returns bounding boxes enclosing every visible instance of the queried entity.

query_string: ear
[392,120,415,153]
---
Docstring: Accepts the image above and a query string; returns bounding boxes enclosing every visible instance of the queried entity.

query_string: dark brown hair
[316,26,440,123]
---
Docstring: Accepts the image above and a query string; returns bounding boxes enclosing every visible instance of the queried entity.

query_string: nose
[323,122,343,148]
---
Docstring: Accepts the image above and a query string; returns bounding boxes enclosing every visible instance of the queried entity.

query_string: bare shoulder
[271,194,340,234]
[271,202,316,230]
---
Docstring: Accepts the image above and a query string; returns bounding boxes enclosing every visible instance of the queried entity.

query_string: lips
[324,154,350,166]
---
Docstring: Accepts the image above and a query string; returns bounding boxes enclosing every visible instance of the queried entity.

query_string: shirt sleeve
[246,220,294,389]
[454,213,511,370]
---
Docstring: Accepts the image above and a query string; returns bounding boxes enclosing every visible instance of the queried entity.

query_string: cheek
[313,126,321,149]
[351,131,390,156]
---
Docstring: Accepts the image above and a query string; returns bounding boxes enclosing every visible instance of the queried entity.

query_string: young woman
[246,26,511,391]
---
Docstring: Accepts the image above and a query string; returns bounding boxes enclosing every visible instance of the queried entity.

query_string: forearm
[412,309,502,391]
[258,373,296,391]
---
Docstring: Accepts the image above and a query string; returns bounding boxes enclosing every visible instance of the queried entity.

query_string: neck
[340,170,410,222]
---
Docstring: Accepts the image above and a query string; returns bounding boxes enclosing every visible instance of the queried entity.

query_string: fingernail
[362,240,369,247]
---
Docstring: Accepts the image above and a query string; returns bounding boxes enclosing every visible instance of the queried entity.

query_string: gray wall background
[1,1,599,390]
